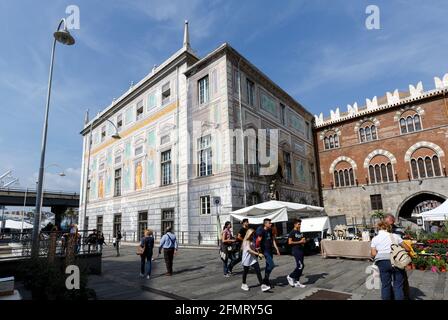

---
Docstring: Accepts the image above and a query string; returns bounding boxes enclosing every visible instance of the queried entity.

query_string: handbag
[389,234,411,269]
[137,238,146,256]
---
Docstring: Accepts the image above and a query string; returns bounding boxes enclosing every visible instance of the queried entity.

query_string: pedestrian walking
[286,219,307,288]
[255,218,280,288]
[371,221,411,300]
[221,221,236,277]
[240,228,270,292]
[115,230,122,257]
[139,229,155,279]
[158,226,178,275]
[228,218,249,272]
[97,231,106,253]
[384,213,411,300]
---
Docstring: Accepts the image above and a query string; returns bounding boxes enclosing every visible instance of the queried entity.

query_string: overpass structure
[0,187,79,226]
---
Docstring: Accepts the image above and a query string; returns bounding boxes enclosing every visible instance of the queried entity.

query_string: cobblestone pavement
[88,244,447,300]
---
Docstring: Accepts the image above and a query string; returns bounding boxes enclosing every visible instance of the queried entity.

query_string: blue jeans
[376,260,405,300]
[263,252,275,284]
[223,251,235,274]
[290,249,304,281]
[141,255,152,276]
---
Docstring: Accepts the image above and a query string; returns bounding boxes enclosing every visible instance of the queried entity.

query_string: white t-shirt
[241,241,257,267]
[371,230,403,261]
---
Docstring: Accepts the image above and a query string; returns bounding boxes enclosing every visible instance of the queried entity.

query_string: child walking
[241,228,271,292]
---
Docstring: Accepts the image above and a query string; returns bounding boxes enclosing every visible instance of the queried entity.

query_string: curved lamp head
[54,26,75,46]
[59,172,66,177]
[111,133,121,140]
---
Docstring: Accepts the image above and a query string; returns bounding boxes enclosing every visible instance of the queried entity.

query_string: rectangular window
[161,209,174,234]
[284,151,292,184]
[96,216,103,233]
[200,195,211,215]
[280,104,286,125]
[161,150,172,185]
[113,214,121,238]
[138,211,148,240]
[306,122,311,140]
[370,194,383,211]
[197,135,212,177]
[233,69,240,94]
[117,114,123,132]
[114,168,121,197]
[147,92,156,111]
[135,146,143,156]
[198,75,210,104]
[162,82,171,105]
[101,125,106,142]
[246,79,255,106]
[114,155,122,164]
[136,100,144,120]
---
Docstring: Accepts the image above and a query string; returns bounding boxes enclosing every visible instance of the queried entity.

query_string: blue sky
[1,0,448,193]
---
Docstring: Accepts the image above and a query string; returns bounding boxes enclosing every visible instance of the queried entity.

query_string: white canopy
[421,200,448,222]
[300,216,330,233]
[230,200,325,224]
[3,219,33,230]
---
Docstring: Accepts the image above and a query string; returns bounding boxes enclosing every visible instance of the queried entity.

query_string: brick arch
[363,149,397,168]
[353,116,380,133]
[393,105,425,122]
[319,127,341,140]
[329,156,357,174]
[404,142,445,162]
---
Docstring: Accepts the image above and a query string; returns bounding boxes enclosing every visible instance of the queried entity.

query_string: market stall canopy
[421,200,448,222]
[3,219,33,229]
[230,200,325,224]
[300,216,330,233]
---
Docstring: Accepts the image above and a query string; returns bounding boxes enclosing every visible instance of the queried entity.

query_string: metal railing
[0,229,103,260]
[0,186,79,197]
[106,231,221,246]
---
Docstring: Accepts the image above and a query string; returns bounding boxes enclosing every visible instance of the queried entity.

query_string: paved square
[88,245,447,300]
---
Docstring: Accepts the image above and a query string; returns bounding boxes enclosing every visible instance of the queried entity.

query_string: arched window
[400,118,407,134]
[425,157,434,177]
[380,164,388,182]
[329,136,334,148]
[344,169,349,186]
[411,159,418,179]
[407,116,414,133]
[371,125,377,140]
[369,166,375,183]
[433,156,441,176]
[359,128,365,142]
[417,158,426,178]
[365,127,371,141]
[324,137,329,150]
[349,168,355,185]
[334,171,339,187]
[387,163,393,181]
[374,165,381,183]
[414,115,422,131]
[334,135,339,148]
[339,171,345,187]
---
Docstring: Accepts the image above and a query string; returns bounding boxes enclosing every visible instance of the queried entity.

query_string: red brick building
[314,76,448,224]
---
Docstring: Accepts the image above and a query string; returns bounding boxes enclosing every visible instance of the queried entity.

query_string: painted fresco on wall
[260,91,277,117]
[125,141,131,159]
[105,170,112,196]
[289,111,305,135]
[123,163,130,191]
[135,161,143,190]
[147,130,156,185]
[125,106,134,125]
[98,175,104,199]
[295,159,307,184]
[90,179,97,200]
[106,148,112,165]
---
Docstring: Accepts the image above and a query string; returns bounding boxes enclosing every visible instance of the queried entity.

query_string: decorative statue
[135,161,143,190]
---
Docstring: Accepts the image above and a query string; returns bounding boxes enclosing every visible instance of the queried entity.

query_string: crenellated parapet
[314,73,448,127]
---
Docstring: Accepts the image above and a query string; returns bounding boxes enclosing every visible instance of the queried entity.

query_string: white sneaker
[139,273,144,278]
[146,275,150,280]
[261,284,271,292]
[241,283,249,291]
[286,275,295,287]
[294,281,306,288]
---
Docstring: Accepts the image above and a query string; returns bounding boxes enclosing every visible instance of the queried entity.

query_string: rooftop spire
[84,109,89,125]
[183,20,190,49]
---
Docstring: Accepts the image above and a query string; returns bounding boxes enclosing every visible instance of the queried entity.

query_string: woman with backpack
[240,228,270,292]
[139,229,154,279]
[221,221,236,277]
[370,221,411,300]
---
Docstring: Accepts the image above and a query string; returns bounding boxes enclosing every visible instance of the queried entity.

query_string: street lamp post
[81,117,120,233]
[31,19,75,259]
